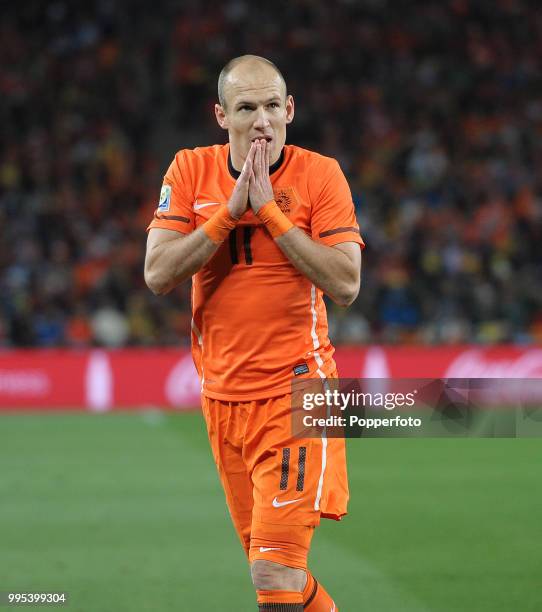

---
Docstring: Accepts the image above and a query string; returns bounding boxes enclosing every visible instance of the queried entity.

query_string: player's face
[215,66,294,167]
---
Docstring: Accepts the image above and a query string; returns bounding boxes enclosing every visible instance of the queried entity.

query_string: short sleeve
[309,157,365,249]
[146,150,195,235]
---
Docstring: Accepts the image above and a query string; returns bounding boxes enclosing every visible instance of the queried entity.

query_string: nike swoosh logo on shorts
[193,201,220,210]
[259,547,282,552]
[272,497,302,508]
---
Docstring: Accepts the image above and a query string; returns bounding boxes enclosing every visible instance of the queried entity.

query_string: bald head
[218,55,287,110]
[214,54,294,170]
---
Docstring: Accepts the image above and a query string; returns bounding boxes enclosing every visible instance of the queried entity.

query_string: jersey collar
[227,146,285,180]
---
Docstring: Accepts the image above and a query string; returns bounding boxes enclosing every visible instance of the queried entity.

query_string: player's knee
[249,520,314,571]
[250,560,306,592]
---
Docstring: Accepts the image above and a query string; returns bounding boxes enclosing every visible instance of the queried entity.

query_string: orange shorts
[201,388,349,569]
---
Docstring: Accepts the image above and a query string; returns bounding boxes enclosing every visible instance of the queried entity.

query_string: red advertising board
[1,346,542,411]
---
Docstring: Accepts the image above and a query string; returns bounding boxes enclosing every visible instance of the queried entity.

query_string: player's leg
[245,394,346,610]
[302,571,338,611]
[249,503,341,611]
[201,396,254,556]
[250,520,312,609]
[250,556,339,611]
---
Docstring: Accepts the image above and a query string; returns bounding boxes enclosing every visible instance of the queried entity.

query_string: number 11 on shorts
[279,446,306,492]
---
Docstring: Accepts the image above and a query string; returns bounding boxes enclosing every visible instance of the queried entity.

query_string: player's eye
[268,102,279,109]
[238,105,253,111]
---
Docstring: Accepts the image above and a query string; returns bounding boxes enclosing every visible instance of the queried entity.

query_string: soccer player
[145,55,364,611]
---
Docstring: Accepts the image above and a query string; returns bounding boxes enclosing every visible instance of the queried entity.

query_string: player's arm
[274,230,361,307]
[145,144,256,295]
[145,227,221,295]
[249,140,361,307]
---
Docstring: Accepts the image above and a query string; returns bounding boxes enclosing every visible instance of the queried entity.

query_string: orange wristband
[256,200,294,238]
[202,205,239,243]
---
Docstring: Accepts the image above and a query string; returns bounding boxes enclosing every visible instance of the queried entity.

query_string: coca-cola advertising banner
[1,346,542,411]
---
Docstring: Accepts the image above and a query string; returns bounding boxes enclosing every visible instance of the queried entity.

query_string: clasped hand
[227,139,275,219]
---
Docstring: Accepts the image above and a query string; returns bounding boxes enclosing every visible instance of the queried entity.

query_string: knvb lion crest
[273,187,295,214]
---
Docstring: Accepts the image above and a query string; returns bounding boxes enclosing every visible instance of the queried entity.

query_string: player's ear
[215,104,229,130]
[285,95,295,124]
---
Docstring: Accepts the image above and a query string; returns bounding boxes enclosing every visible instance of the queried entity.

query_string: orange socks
[257,590,303,610]
[303,572,338,611]
[256,573,338,611]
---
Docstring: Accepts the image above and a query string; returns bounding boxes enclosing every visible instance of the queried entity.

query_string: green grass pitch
[0,412,541,611]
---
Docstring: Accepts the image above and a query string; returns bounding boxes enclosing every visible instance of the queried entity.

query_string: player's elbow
[333,280,360,308]
[144,266,171,296]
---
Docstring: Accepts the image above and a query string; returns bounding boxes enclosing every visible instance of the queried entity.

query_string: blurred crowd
[1,0,541,348]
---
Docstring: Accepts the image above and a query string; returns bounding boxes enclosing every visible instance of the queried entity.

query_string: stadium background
[1,1,541,611]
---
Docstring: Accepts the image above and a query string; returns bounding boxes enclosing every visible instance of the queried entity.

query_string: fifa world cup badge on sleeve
[158,184,172,211]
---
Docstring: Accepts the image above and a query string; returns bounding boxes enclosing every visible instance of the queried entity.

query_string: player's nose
[253,107,271,129]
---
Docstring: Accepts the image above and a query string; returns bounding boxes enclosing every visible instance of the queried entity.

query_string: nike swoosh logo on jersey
[259,547,282,552]
[272,496,302,508]
[193,201,221,210]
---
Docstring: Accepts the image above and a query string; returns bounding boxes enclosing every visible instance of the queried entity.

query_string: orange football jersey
[147,144,364,401]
